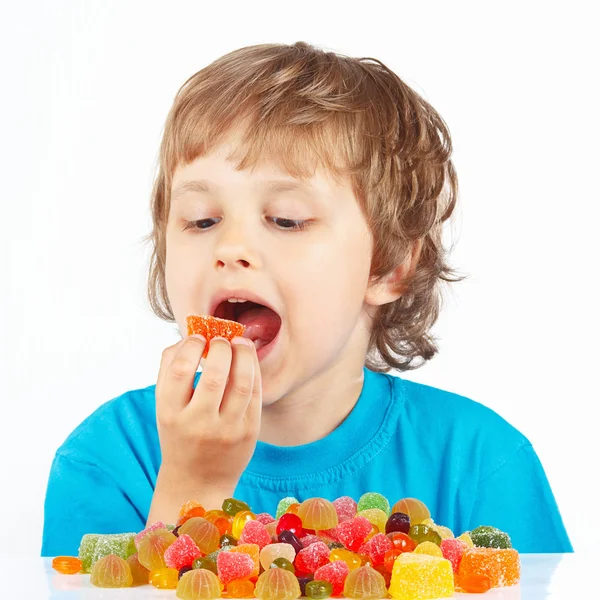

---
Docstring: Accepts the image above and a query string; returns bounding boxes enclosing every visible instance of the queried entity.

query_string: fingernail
[190,334,207,343]
[232,336,252,347]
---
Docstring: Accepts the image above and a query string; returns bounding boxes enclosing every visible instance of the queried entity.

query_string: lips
[208,289,280,320]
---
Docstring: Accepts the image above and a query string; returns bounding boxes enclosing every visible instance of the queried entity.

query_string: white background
[1,1,598,555]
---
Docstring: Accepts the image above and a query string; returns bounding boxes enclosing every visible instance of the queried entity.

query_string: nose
[213,216,259,270]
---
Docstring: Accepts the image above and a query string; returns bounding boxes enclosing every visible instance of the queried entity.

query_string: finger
[219,337,255,419]
[156,338,186,392]
[158,335,207,414]
[188,337,233,417]
[243,340,263,432]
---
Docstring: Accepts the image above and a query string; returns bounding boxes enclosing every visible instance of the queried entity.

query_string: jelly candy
[383,549,402,573]
[135,521,166,548]
[429,523,454,540]
[179,500,204,517]
[387,532,416,553]
[342,565,387,599]
[90,554,133,588]
[255,565,302,600]
[220,533,238,548]
[231,543,260,577]
[388,553,454,599]
[179,565,194,579]
[90,533,137,569]
[260,543,297,570]
[277,513,305,538]
[457,532,474,547]
[127,553,151,586]
[277,497,300,519]
[138,529,177,571]
[177,568,222,599]
[51,556,82,574]
[358,533,393,566]
[217,550,254,584]
[286,503,301,515]
[306,579,334,599]
[232,510,256,539]
[457,573,492,593]
[150,567,179,589]
[298,575,315,596]
[179,517,220,554]
[298,498,339,531]
[440,538,467,573]
[336,517,372,552]
[221,497,251,517]
[187,315,246,359]
[385,513,410,535]
[227,578,255,597]
[357,493,390,517]
[164,534,202,569]
[314,559,350,595]
[413,541,443,557]
[193,556,218,574]
[357,509,387,535]
[295,541,331,574]
[178,507,209,527]
[333,497,358,523]
[372,564,390,588]
[408,524,442,546]
[272,557,296,572]
[470,525,512,549]
[278,530,303,554]
[301,534,323,548]
[78,534,101,573]
[257,512,277,525]
[457,547,520,587]
[240,519,273,549]
[391,498,430,525]
[329,548,362,571]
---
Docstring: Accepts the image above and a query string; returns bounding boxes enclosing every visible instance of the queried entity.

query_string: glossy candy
[232,510,256,539]
[138,529,177,571]
[126,553,151,586]
[179,517,220,554]
[255,566,302,600]
[391,498,430,525]
[222,497,251,517]
[387,532,416,553]
[277,513,305,538]
[179,500,204,517]
[276,497,300,519]
[193,556,218,574]
[219,534,238,548]
[227,578,255,597]
[457,573,492,593]
[186,315,246,359]
[278,530,303,554]
[306,579,333,599]
[272,557,296,572]
[388,553,454,599]
[90,554,133,588]
[385,513,410,535]
[357,509,387,535]
[135,521,166,548]
[178,507,208,527]
[343,565,387,599]
[260,543,297,570]
[150,567,179,589]
[413,541,443,557]
[298,498,339,531]
[51,556,82,574]
[470,525,512,549]
[177,568,222,599]
[329,548,362,571]
[357,493,390,517]
[408,524,442,547]
[457,532,474,547]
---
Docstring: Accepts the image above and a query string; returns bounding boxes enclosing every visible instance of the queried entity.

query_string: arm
[468,444,573,553]
[41,452,145,557]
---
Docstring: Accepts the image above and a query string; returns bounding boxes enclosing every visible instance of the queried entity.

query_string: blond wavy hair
[147,41,466,373]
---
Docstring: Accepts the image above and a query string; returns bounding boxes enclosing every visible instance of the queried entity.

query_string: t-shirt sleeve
[41,451,146,557]
[468,443,573,553]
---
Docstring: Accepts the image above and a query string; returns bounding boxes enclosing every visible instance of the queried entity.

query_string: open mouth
[214,300,282,351]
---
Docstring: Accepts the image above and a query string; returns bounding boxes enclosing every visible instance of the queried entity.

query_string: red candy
[440,538,467,573]
[295,541,330,575]
[336,517,372,552]
[217,551,255,584]
[163,534,201,570]
[359,533,393,567]
[256,513,276,525]
[333,497,358,522]
[314,559,350,596]
[277,513,305,538]
[240,520,272,550]
[300,534,322,548]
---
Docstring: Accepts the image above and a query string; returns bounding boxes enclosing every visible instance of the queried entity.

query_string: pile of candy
[51,494,520,598]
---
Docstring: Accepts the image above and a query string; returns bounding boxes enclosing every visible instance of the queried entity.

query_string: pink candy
[295,541,330,574]
[314,560,350,596]
[336,516,372,552]
[440,538,468,572]
[134,521,166,549]
[358,533,393,566]
[239,519,272,549]
[256,512,276,525]
[217,551,255,584]
[333,496,357,522]
[164,534,201,569]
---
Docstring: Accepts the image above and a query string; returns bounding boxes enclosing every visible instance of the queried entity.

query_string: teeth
[227,298,248,303]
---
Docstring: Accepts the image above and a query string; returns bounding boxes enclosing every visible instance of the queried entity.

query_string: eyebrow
[171,178,316,200]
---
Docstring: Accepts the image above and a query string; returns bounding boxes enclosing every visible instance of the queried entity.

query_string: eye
[182,217,312,232]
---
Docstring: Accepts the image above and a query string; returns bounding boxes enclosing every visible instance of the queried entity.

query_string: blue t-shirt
[41,367,572,556]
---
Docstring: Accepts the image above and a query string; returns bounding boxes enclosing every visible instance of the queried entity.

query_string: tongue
[239,306,281,348]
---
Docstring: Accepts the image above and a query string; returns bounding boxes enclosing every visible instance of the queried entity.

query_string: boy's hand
[149,334,262,522]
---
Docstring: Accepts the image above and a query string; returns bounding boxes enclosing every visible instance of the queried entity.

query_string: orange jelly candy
[186,315,246,358]
[227,578,255,598]
[52,556,83,574]
[458,573,492,593]
[177,506,208,526]
[179,500,205,518]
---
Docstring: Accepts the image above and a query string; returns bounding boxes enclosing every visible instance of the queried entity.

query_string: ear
[365,238,424,307]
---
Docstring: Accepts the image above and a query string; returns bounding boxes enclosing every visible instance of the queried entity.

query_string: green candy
[219,534,238,548]
[206,546,233,562]
[193,557,218,574]
[222,497,251,517]
[271,557,295,572]
[306,580,333,599]
[470,525,512,549]
[408,524,442,546]
[327,541,345,550]
[78,533,136,573]
[357,492,390,517]
[78,534,101,573]
[165,524,176,532]
[276,497,299,519]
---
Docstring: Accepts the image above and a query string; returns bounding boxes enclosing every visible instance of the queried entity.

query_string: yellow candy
[149,567,178,589]
[329,548,362,570]
[391,498,431,525]
[357,508,388,534]
[430,523,454,539]
[389,553,454,600]
[297,497,338,530]
[232,510,256,539]
[421,518,434,526]
[458,532,474,547]
[414,541,444,557]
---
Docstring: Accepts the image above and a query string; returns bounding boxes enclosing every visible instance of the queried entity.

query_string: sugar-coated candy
[255,565,302,600]
[51,556,82,574]
[387,532,416,553]
[343,565,387,599]
[358,533,393,566]
[232,510,256,539]
[413,541,443,557]
[227,578,255,597]
[186,315,246,358]
[457,532,474,547]
[165,533,202,569]
[457,547,520,587]
[389,553,454,599]
[277,497,300,519]
[257,512,277,525]
[90,554,133,588]
[138,529,177,571]
[278,530,303,554]
[222,497,251,517]
[260,543,297,570]
[391,498,430,525]
[135,521,166,548]
[278,513,305,537]
[439,538,467,573]
[127,553,151,586]
[177,568,223,599]
[336,517,372,552]
[306,579,333,599]
[457,573,492,593]
[90,533,137,571]
[357,493,390,517]
[272,557,296,572]
[180,500,205,517]
[240,519,272,549]
[231,543,260,577]
[385,512,410,535]
[429,523,454,540]
[408,524,442,546]
[179,517,220,554]
[330,548,362,571]
[314,559,350,595]
[149,567,179,589]
[357,509,387,534]
[301,534,323,548]
[295,541,331,575]
[470,525,512,549]
[78,534,101,573]
[333,497,358,523]
[217,549,254,584]
[298,498,339,531]
[193,556,218,574]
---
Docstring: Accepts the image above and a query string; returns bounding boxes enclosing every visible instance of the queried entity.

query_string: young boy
[41,41,572,557]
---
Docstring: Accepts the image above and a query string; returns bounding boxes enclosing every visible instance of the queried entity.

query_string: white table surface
[7,554,596,599]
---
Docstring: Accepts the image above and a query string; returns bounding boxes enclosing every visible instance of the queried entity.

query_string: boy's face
[165,133,380,405]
